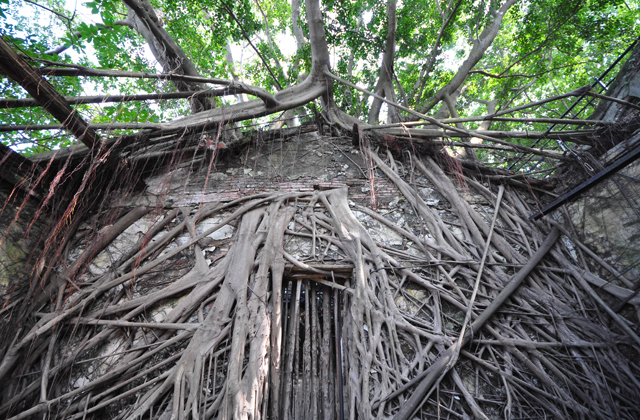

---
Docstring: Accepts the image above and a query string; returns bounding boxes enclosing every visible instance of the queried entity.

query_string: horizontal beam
[284,262,353,279]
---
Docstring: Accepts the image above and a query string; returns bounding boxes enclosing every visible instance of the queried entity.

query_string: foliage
[0,0,639,157]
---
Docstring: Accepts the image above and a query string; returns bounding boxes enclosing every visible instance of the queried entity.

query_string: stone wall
[565,134,640,282]
[562,43,640,283]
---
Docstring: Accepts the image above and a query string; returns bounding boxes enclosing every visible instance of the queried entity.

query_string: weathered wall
[131,132,396,208]
[0,182,48,299]
[565,132,640,282]
[563,43,640,284]
[4,128,640,420]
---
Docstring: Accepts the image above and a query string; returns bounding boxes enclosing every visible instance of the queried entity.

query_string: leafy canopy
[1,0,638,158]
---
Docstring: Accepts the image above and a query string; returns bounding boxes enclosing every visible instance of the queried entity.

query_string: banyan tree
[1,0,640,419]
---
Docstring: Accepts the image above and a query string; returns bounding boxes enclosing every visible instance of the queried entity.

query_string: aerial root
[1,151,639,420]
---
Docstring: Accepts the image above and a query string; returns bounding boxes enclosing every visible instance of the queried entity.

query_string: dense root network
[1,146,639,420]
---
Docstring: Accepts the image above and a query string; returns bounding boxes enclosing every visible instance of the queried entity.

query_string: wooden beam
[289,275,354,293]
[284,261,354,293]
[0,37,98,148]
[284,263,354,280]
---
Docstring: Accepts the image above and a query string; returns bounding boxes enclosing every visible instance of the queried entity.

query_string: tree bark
[304,0,331,80]
[418,0,518,114]
[0,37,98,148]
[412,0,463,105]
[121,0,212,112]
[392,227,560,420]
[368,0,400,124]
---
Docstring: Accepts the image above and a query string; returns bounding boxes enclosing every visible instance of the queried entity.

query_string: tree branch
[368,0,399,124]
[489,85,592,117]
[494,10,578,79]
[412,0,463,104]
[0,60,279,108]
[354,116,601,128]
[326,70,590,154]
[121,0,211,111]
[418,0,518,114]
[1,0,333,141]
[391,227,560,420]
[0,87,273,109]
[0,37,98,148]
[469,62,592,79]
[219,0,283,91]
[587,90,640,111]
[0,122,163,132]
[43,23,131,55]
[430,139,571,160]
[24,0,72,23]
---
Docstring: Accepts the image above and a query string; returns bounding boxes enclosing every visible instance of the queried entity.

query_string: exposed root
[1,146,639,420]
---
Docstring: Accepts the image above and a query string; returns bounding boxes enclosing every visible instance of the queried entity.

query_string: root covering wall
[1,132,640,420]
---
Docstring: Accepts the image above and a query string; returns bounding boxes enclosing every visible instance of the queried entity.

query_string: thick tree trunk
[122,0,212,112]
[368,0,400,124]
[305,0,331,80]
[0,38,98,148]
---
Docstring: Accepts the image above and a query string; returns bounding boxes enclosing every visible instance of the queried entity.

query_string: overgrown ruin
[2,0,640,418]
[2,112,640,419]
